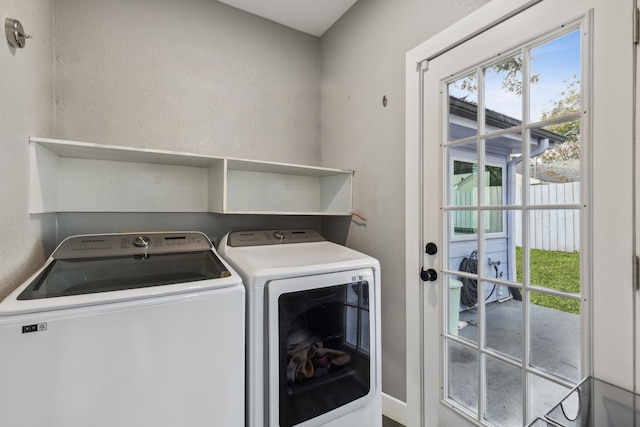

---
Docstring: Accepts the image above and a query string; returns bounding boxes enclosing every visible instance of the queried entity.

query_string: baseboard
[382,392,408,425]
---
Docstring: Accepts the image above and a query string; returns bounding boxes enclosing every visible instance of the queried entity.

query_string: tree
[454,56,539,98]
[452,58,580,162]
[539,76,580,162]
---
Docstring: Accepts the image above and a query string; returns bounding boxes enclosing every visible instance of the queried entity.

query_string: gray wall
[320,0,490,401]
[0,0,323,298]
[50,0,325,245]
[0,1,56,301]
[0,0,493,407]
[54,0,321,165]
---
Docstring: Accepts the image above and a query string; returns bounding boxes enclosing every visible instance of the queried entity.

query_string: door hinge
[634,254,639,290]
[634,7,639,45]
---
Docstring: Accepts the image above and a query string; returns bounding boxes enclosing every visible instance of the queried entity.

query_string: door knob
[425,242,438,255]
[420,268,438,282]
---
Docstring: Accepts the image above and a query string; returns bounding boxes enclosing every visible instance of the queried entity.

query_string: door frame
[405,0,636,425]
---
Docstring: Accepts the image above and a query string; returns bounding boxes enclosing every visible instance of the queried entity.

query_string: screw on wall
[5,18,32,49]
[382,95,387,107]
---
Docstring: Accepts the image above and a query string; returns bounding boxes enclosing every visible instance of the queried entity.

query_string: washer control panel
[227,229,325,247]
[52,231,213,259]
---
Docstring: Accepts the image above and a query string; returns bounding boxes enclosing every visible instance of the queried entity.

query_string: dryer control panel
[227,229,325,247]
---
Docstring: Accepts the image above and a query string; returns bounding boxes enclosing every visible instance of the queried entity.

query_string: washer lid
[18,249,232,301]
[0,232,242,315]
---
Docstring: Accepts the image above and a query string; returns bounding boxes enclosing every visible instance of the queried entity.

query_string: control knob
[133,235,151,248]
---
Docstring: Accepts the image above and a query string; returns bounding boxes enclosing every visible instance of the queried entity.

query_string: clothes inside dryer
[278,280,371,427]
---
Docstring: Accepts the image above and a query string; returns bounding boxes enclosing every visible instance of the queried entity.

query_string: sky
[451,29,581,123]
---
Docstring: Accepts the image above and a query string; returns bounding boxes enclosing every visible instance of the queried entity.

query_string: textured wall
[0,0,322,298]
[0,0,494,409]
[320,0,491,401]
[0,1,55,301]
[54,0,321,166]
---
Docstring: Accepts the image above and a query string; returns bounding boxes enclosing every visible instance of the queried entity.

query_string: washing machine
[0,231,245,427]
[218,229,381,427]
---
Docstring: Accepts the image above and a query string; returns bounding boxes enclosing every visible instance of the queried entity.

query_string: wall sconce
[5,18,31,48]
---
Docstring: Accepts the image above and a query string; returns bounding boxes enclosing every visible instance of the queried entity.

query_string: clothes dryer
[218,229,381,427]
[0,231,245,427]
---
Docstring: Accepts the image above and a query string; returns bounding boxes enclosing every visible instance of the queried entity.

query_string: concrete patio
[448,298,581,426]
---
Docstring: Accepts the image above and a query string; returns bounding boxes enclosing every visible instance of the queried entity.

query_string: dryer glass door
[268,269,375,427]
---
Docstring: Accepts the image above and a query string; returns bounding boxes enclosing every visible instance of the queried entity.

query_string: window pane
[536,120,581,166]
[530,374,571,425]
[449,140,479,207]
[485,294,522,360]
[527,122,581,209]
[483,211,520,283]
[527,209,581,292]
[447,275,464,336]
[485,356,522,427]
[530,291,581,381]
[485,55,523,125]
[448,217,478,263]
[485,209,504,234]
[449,73,478,141]
[447,340,478,412]
[458,308,478,345]
[530,30,581,122]
[484,132,521,206]
[451,209,478,237]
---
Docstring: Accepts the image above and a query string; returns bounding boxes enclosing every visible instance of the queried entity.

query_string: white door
[405,0,635,425]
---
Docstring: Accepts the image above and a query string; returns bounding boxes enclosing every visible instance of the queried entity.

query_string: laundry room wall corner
[0,0,55,300]
[319,0,491,403]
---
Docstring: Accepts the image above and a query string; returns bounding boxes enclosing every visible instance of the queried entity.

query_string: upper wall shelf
[29,137,353,215]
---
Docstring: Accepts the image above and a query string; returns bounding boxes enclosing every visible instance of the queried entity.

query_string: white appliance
[0,231,245,427]
[218,229,381,427]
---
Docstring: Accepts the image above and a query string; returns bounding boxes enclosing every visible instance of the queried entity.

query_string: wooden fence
[516,182,580,252]
[453,182,580,252]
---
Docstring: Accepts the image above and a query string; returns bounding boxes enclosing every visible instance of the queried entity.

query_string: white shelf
[29,137,353,215]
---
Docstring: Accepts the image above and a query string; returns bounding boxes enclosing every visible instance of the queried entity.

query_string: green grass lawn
[515,246,580,314]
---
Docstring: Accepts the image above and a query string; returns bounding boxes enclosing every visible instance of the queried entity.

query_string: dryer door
[266,268,377,427]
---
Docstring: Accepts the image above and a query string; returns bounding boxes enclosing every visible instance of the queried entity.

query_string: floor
[453,298,580,426]
[380,300,578,427]
[383,415,405,427]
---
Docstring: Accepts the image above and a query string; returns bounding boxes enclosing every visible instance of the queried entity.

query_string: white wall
[0,1,55,301]
[54,0,321,166]
[320,0,491,402]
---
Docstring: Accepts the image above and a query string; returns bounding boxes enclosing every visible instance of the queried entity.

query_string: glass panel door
[443,27,583,426]
[409,0,634,425]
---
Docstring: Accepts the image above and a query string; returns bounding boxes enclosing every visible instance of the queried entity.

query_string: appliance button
[273,231,286,240]
[133,236,151,248]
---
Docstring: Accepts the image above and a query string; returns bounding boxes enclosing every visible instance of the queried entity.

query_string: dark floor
[383,415,405,427]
